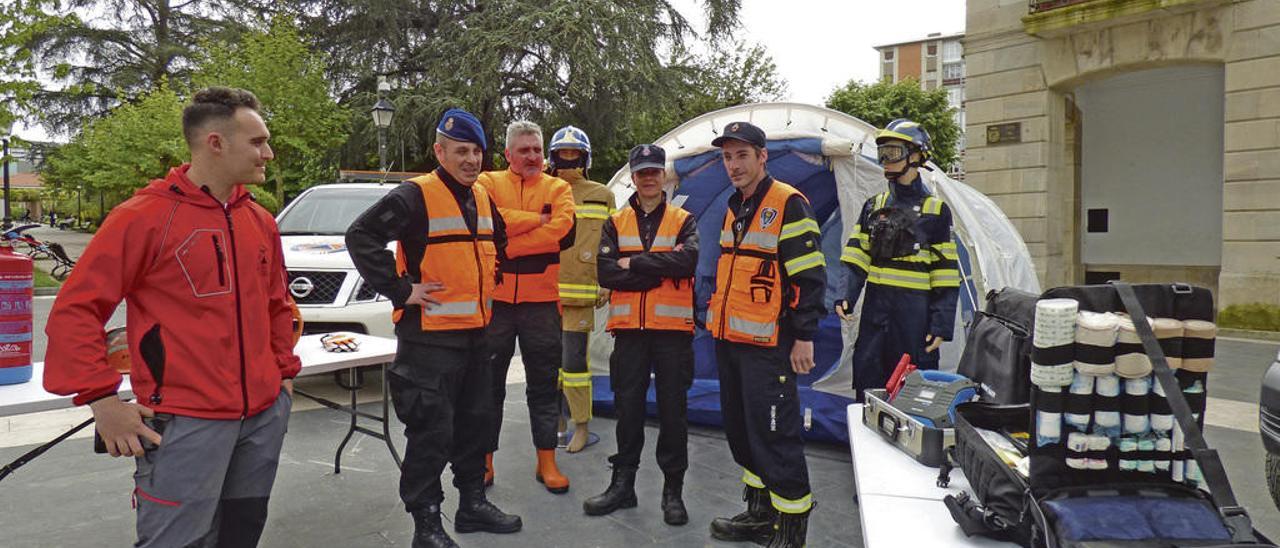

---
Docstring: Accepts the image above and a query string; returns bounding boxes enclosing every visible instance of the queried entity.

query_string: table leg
[381,363,402,468]
[293,364,401,474]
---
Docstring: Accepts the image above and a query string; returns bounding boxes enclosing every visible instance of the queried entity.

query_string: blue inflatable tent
[589,103,1039,443]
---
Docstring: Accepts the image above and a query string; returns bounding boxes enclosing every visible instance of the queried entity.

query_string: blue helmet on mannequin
[549,125,592,170]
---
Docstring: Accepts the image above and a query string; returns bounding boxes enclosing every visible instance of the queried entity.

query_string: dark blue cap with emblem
[628,143,666,172]
[436,108,486,152]
[711,121,767,149]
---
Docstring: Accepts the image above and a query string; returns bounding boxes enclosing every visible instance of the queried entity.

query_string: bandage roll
[1074,311,1118,376]
[1152,318,1184,369]
[1171,426,1186,482]
[1086,434,1111,470]
[1066,432,1089,470]
[1115,317,1153,379]
[1065,373,1094,432]
[1122,376,1151,435]
[1032,363,1075,388]
[1093,374,1121,438]
[1181,320,1216,373]
[1177,369,1208,426]
[1034,298,1080,345]
[1149,379,1174,433]
[1155,437,1172,473]
[1035,386,1064,447]
[1137,438,1156,473]
[1119,437,1139,471]
[1186,459,1203,487]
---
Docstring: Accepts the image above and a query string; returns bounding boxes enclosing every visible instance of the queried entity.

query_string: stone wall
[964,0,1280,306]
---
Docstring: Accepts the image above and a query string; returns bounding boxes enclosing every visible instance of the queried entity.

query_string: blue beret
[437,108,486,152]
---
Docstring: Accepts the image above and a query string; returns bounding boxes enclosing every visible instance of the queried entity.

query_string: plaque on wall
[985,122,1022,145]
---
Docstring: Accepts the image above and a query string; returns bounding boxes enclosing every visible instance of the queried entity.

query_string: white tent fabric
[590,102,1040,400]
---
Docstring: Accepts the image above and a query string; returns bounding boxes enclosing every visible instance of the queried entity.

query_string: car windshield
[277,187,392,235]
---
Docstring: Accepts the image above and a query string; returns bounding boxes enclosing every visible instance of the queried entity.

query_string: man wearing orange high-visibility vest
[706,122,825,548]
[347,108,522,547]
[584,144,698,526]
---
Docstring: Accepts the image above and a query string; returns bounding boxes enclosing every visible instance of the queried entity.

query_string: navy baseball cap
[436,108,486,152]
[628,144,666,172]
[711,121,766,149]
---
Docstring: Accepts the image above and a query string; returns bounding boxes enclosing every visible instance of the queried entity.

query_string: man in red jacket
[44,87,301,547]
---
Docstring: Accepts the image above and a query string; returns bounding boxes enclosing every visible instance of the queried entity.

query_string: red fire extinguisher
[0,242,33,385]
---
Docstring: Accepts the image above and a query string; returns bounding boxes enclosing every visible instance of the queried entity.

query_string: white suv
[276,183,397,338]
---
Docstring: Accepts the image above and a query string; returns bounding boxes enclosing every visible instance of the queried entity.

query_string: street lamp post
[1,121,12,228]
[371,79,396,173]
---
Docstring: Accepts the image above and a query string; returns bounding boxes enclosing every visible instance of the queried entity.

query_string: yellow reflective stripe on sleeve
[841,246,870,269]
[873,192,889,210]
[742,469,765,489]
[931,241,959,260]
[866,266,932,290]
[784,250,825,275]
[930,268,962,288]
[559,283,600,300]
[770,491,814,514]
[922,197,943,215]
[576,204,611,220]
[779,217,820,241]
[561,370,592,388]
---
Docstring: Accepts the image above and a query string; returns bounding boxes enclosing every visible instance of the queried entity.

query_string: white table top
[847,403,1018,547]
[0,333,398,417]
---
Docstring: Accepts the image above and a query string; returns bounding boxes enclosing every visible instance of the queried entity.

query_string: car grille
[355,279,380,302]
[287,271,347,305]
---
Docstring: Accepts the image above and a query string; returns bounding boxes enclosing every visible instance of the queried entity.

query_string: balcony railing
[1029,0,1092,14]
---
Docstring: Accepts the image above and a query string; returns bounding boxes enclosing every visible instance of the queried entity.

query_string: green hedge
[1218,303,1280,332]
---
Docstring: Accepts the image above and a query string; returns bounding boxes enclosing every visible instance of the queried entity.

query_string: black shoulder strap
[1112,281,1254,542]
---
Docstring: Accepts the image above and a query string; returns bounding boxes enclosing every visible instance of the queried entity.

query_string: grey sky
[682,0,967,104]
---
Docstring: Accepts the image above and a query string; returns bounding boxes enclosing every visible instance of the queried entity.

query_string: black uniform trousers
[486,300,563,451]
[608,330,694,475]
[715,336,812,510]
[386,334,492,511]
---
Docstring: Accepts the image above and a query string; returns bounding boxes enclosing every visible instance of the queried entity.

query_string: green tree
[42,82,185,220]
[18,0,248,132]
[194,16,350,208]
[825,79,962,171]
[268,0,742,172]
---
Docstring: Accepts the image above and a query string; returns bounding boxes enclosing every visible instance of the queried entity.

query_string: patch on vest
[759,207,778,229]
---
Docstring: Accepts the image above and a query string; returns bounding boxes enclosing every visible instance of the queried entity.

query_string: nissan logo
[289,277,315,298]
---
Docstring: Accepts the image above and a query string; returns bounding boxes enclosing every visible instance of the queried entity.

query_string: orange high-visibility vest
[481,170,575,304]
[392,173,497,330]
[606,204,694,333]
[708,180,804,347]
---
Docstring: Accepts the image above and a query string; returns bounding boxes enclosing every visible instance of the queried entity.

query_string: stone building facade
[964,0,1280,307]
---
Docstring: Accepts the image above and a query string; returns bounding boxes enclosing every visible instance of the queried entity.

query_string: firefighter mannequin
[585,144,697,525]
[706,122,825,547]
[549,125,612,453]
[836,118,960,400]
[480,121,577,493]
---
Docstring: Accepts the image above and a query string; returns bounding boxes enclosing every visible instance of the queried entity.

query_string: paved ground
[10,224,1280,545]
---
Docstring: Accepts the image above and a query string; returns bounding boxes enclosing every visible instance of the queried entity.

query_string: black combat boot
[661,474,689,526]
[582,466,638,516]
[455,485,523,534]
[709,486,776,544]
[765,509,811,548]
[410,505,459,548]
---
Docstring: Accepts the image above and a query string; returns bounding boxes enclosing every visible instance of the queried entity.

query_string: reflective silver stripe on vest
[729,316,775,337]
[425,301,479,316]
[429,216,468,234]
[476,216,494,231]
[651,236,677,249]
[618,236,643,249]
[653,304,693,320]
[720,230,734,246]
[611,304,632,317]
[738,232,779,250]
